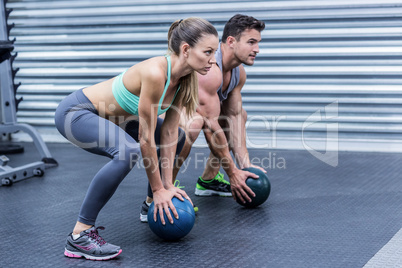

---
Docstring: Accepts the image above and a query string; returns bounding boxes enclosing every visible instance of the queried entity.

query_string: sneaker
[195,171,232,197]
[64,226,122,261]
[140,201,149,223]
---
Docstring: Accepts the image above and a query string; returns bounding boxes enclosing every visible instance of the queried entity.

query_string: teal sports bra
[112,55,180,116]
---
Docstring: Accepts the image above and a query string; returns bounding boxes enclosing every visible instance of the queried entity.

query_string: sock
[72,233,80,240]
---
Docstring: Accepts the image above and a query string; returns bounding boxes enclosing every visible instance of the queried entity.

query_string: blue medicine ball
[147,197,195,241]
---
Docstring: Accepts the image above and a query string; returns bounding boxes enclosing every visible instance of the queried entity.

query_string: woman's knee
[112,144,141,168]
[128,145,141,164]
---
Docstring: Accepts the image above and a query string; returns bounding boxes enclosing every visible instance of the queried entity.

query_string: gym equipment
[236,167,271,208]
[147,197,195,241]
[0,0,57,187]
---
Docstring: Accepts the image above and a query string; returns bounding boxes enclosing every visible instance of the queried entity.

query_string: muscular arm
[159,100,182,188]
[197,67,257,203]
[221,65,250,168]
[138,71,164,194]
[197,70,237,177]
[138,67,182,224]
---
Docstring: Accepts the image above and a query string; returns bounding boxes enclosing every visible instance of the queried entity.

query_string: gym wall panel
[5,0,402,152]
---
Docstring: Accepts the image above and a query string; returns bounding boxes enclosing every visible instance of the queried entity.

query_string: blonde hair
[167,17,218,117]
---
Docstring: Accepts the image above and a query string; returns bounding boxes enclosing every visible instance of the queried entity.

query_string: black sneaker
[64,226,122,261]
[195,172,232,197]
[140,201,149,223]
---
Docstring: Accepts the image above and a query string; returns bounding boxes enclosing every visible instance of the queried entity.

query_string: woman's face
[186,34,219,75]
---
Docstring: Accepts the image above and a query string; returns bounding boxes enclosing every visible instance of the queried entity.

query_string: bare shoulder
[120,56,166,97]
[197,64,222,95]
[238,64,247,85]
[137,56,167,82]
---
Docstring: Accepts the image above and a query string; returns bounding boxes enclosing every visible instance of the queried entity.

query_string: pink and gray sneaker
[64,226,122,261]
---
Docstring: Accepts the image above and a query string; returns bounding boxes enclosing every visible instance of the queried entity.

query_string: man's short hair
[222,14,265,43]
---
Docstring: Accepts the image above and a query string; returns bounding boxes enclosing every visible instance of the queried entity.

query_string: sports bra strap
[158,55,180,114]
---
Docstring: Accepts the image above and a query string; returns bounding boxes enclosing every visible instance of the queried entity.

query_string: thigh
[56,90,139,158]
[218,104,234,150]
[124,117,164,145]
[64,108,138,158]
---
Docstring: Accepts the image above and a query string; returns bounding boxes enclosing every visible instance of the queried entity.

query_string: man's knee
[242,108,248,123]
[185,115,204,144]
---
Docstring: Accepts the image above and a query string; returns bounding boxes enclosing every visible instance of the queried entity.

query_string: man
[140,14,266,222]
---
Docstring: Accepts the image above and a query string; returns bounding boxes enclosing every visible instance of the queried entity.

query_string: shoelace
[87,226,107,246]
[174,180,184,189]
[215,172,230,184]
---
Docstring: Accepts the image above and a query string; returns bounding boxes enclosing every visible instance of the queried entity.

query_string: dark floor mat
[0,143,401,268]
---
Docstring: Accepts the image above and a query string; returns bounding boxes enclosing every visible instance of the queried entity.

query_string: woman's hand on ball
[166,184,193,207]
[152,188,178,225]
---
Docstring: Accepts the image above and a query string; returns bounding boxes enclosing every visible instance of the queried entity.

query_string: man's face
[233,28,262,66]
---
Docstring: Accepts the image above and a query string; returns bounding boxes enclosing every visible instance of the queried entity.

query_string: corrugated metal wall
[5,0,402,152]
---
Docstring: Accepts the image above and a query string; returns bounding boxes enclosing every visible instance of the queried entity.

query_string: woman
[55,18,219,261]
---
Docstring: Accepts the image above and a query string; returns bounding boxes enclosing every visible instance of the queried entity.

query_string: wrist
[163,181,174,189]
[238,162,251,169]
[151,184,164,193]
[224,155,238,173]
[224,165,239,177]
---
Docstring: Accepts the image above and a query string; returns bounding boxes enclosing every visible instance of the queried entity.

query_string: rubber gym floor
[0,142,401,268]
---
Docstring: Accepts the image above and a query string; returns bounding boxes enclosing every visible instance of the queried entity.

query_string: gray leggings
[54,89,185,225]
